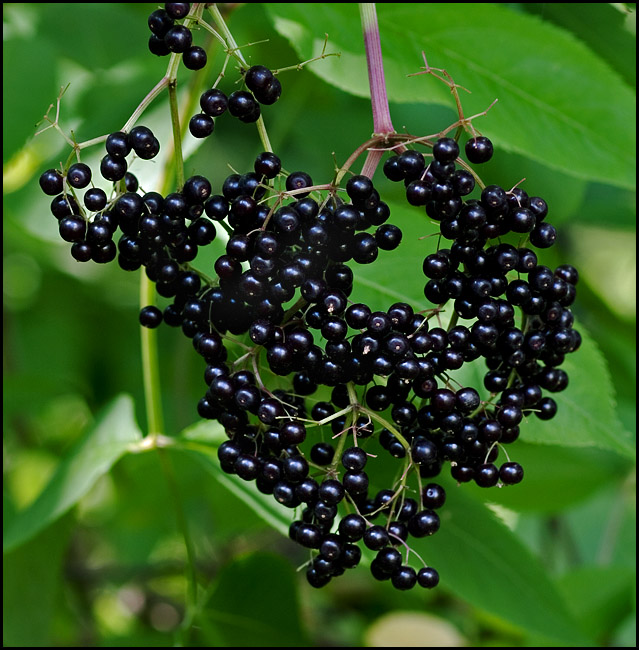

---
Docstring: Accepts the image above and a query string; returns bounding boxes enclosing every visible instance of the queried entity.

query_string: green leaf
[518,326,635,460]
[3,394,142,553]
[520,3,636,89]
[2,36,57,163]
[196,552,309,647]
[350,199,440,312]
[265,3,636,189]
[2,516,72,647]
[176,443,292,536]
[558,566,636,642]
[462,442,629,513]
[37,3,150,71]
[422,478,592,645]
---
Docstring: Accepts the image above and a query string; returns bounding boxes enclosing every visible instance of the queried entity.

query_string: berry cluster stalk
[359,3,395,178]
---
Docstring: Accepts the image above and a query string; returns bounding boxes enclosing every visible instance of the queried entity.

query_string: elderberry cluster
[37,12,581,592]
[148,3,209,71]
[190,64,282,137]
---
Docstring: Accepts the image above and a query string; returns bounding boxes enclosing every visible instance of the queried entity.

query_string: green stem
[140,273,165,439]
[361,407,412,452]
[168,79,185,189]
[156,448,199,644]
[328,384,360,474]
[207,3,273,153]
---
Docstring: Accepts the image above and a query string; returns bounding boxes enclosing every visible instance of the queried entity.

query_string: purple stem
[360,3,394,136]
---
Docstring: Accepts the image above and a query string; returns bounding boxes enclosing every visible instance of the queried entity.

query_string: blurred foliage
[3,3,636,647]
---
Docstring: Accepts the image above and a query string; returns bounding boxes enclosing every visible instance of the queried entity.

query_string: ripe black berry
[465,136,493,163]
[165,3,190,19]
[417,567,439,589]
[433,137,460,163]
[183,45,207,70]
[499,461,524,485]
[391,566,417,590]
[164,25,192,53]
[200,88,228,117]
[67,163,92,189]
[189,113,214,138]
[39,169,64,195]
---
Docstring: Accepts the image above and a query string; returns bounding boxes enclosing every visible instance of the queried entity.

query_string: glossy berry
[39,169,64,195]
[189,113,214,138]
[67,163,92,189]
[253,77,282,105]
[200,88,228,116]
[465,136,494,163]
[254,151,281,179]
[165,3,190,19]
[433,137,460,163]
[245,65,274,92]
[228,90,259,120]
[286,171,313,197]
[106,131,131,158]
[140,305,163,328]
[391,566,417,590]
[183,45,207,70]
[417,567,439,589]
[164,25,192,53]
[499,461,524,485]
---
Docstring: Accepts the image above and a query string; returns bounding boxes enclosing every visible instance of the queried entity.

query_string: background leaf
[422,478,591,645]
[196,552,309,647]
[3,394,142,553]
[518,327,635,459]
[2,516,73,647]
[265,3,636,189]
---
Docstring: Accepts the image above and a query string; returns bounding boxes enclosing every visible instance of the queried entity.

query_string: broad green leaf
[2,36,57,163]
[463,442,630,513]
[264,3,636,189]
[558,566,636,642]
[421,478,592,645]
[197,552,309,647]
[3,394,142,553]
[177,443,292,536]
[520,3,636,88]
[36,3,150,71]
[350,199,441,312]
[575,182,637,230]
[518,326,635,460]
[2,516,72,647]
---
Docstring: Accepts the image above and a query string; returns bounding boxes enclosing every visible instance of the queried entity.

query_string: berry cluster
[37,7,580,593]
[148,4,208,71]
[190,64,282,138]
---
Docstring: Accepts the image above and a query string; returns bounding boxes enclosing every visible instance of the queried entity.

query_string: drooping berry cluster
[189,64,282,138]
[38,10,581,592]
[148,3,208,71]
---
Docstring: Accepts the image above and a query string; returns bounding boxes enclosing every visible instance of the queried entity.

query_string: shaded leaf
[3,394,142,553]
[2,37,57,163]
[518,327,635,460]
[176,443,292,536]
[265,3,636,189]
[2,516,72,647]
[463,442,629,513]
[421,478,592,645]
[520,3,636,88]
[197,552,309,647]
[558,566,635,642]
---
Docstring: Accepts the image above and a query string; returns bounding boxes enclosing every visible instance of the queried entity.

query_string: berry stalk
[359,3,395,137]
[207,3,273,153]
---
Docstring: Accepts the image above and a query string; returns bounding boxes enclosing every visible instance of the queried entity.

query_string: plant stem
[168,79,185,189]
[208,3,272,153]
[359,3,394,137]
[140,274,165,440]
